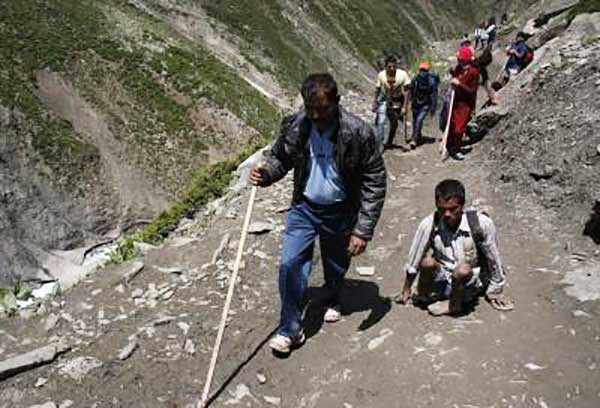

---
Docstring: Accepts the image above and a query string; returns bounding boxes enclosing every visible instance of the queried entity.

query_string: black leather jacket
[259,108,386,241]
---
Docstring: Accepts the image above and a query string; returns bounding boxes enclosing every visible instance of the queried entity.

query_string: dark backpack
[523,45,534,67]
[411,72,436,107]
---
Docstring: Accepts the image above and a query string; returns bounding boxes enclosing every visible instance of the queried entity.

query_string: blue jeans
[375,103,401,149]
[375,102,387,148]
[277,200,352,337]
[411,104,430,144]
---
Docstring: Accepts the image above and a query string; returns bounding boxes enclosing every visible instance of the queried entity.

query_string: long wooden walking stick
[199,185,258,408]
[440,89,455,161]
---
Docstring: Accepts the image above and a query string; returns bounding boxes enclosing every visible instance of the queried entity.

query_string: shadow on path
[303,278,391,339]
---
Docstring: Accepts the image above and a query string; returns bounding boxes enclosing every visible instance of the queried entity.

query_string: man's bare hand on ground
[347,235,367,256]
[250,163,265,186]
[394,286,413,305]
[485,293,514,311]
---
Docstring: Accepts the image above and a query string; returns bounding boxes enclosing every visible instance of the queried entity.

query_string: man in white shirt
[372,56,410,151]
[396,179,513,315]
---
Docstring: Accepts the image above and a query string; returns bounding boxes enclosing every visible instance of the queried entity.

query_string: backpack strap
[466,209,491,290]
[465,209,485,247]
[427,211,441,249]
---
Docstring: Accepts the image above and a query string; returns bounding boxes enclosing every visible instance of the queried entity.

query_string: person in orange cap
[408,61,439,149]
[447,47,480,160]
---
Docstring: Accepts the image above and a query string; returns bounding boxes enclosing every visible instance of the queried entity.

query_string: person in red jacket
[448,47,480,160]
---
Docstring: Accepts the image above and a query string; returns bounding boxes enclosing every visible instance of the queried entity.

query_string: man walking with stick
[251,73,387,354]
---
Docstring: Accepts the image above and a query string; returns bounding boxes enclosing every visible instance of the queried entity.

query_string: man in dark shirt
[251,73,387,354]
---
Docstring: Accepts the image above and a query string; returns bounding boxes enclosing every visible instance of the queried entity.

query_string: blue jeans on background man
[411,104,430,145]
[277,200,352,337]
[376,102,401,149]
[375,102,388,149]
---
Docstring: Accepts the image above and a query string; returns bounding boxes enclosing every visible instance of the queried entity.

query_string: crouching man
[251,73,387,354]
[395,179,513,315]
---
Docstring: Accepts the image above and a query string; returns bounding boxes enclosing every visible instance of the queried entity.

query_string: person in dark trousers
[251,73,387,355]
[503,31,530,83]
[473,44,497,107]
[486,17,497,47]
[408,61,438,149]
[396,179,514,316]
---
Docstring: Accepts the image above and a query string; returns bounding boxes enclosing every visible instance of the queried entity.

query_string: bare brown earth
[1,83,599,407]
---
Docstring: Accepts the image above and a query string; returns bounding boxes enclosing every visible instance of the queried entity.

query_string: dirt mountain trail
[1,87,599,407]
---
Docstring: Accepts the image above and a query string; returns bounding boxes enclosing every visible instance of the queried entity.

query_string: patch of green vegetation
[202,0,328,90]
[569,0,600,21]
[0,284,33,317]
[110,140,266,263]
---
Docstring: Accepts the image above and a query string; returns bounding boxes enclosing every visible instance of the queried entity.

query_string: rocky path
[1,90,600,408]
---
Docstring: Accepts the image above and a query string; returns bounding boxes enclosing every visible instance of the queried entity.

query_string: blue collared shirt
[303,123,347,205]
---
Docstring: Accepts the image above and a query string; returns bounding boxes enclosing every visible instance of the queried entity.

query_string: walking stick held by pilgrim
[199,164,261,407]
[440,88,455,161]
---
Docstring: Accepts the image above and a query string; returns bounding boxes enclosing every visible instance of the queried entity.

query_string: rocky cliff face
[473,6,600,247]
[0,0,535,287]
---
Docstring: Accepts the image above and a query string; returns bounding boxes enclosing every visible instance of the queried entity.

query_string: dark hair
[435,179,466,205]
[301,73,339,104]
[384,55,397,66]
[516,31,526,40]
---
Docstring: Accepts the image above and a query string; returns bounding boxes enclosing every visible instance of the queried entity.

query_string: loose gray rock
[118,339,138,361]
[212,233,231,264]
[28,402,57,408]
[248,221,275,235]
[356,266,375,276]
[34,377,48,388]
[44,313,60,332]
[123,261,145,283]
[256,372,267,384]
[0,339,70,381]
[58,356,104,381]
[184,339,196,355]
[263,396,281,406]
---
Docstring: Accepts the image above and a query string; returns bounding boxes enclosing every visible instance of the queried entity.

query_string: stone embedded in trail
[155,266,185,275]
[0,338,70,381]
[212,233,231,264]
[253,250,269,260]
[28,403,57,408]
[368,328,393,350]
[225,383,256,405]
[123,261,145,283]
[44,313,60,332]
[256,372,267,384]
[34,377,48,387]
[524,362,546,371]
[184,339,196,355]
[118,339,138,361]
[248,221,275,235]
[58,356,103,381]
[263,396,281,405]
[572,310,592,318]
[356,266,375,276]
[131,288,144,299]
[177,322,191,335]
